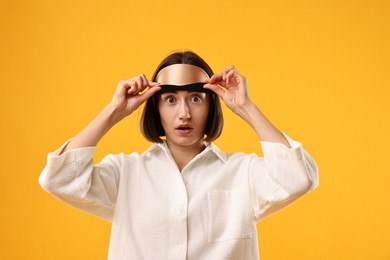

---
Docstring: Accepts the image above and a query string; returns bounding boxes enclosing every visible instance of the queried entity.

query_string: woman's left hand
[204,65,252,115]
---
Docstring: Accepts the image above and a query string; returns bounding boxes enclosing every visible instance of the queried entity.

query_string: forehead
[156,64,210,85]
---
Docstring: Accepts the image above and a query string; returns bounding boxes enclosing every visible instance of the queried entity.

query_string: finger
[208,73,223,84]
[225,70,235,86]
[140,74,149,87]
[147,80,160,87]
[222,66,232,79]
[138,85,161,103]
[119,79,132,92]
[130,78,143,95]
[203,83,225,98]
[139,74,151,93]
[117,80,132,97]
[136,78,145,92]
[224,65,238,82]
[127,81,138,94]
[214,66,236,86]
[119,80,130,90]
[225,65,236,73]
[208,73,227,87]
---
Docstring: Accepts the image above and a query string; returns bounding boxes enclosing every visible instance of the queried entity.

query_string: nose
[178,100,191,120]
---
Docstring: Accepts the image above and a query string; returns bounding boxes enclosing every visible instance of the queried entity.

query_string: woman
[39,50,319,259]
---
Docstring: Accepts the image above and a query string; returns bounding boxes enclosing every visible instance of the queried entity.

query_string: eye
[166,96,176,104]
[190,95,201,103]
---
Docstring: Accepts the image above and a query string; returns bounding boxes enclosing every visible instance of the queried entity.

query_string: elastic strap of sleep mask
[156,82,214,95]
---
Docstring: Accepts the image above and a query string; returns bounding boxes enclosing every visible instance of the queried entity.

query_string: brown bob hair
[140,50,223,143]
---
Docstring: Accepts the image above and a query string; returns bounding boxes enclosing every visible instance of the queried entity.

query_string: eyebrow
[156,82,214,95]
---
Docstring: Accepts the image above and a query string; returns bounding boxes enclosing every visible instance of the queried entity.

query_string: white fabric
[39,132,319,260]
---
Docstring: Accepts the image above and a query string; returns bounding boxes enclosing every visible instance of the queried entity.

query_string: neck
[166,139,206,172]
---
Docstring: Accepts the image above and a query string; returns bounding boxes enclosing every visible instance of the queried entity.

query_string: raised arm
[204,65,290,148]
[205,66,318,222]
[60,75,161,154]
[39,75,161,221]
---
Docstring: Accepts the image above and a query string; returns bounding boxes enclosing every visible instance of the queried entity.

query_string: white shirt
[39,132,319,260]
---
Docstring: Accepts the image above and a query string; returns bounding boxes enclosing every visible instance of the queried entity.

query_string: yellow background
[1,0,389,259]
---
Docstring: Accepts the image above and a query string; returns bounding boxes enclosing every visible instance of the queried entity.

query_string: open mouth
[176,126,193,130]
[175,125,193,134]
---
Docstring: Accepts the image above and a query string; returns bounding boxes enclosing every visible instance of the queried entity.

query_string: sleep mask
[156,82,214,95]
[156,64,209,85]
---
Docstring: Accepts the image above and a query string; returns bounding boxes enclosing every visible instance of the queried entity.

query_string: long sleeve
[248,132,319,222]
[38,140,122,222]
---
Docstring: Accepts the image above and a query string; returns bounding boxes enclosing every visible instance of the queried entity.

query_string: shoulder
[99,144,158,166]
[208,142,259,163]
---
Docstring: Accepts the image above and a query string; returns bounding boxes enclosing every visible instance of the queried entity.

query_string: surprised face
[156,64,211,149]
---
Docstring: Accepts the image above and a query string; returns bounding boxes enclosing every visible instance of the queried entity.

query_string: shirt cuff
[260,132,304,160]
[46,140,97,171]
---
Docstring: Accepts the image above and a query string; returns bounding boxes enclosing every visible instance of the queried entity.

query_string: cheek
[158,105,172,127]
[193,105,210,126]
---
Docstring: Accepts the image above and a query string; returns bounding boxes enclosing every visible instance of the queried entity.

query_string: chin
[167,135,204,147]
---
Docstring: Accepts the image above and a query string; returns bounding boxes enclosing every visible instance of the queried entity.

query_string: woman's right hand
[109,74,161,121]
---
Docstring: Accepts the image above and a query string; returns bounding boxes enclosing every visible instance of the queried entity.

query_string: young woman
[39,51,319,259]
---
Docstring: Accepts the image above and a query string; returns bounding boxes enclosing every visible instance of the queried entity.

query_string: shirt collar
[203,142,227,163]
[145,141,227,163]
